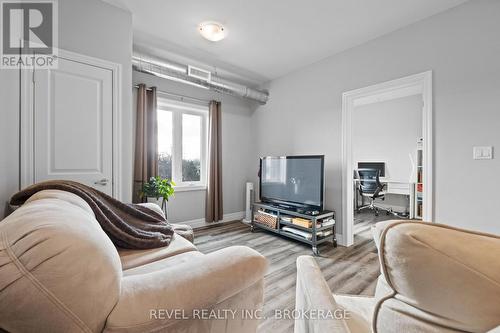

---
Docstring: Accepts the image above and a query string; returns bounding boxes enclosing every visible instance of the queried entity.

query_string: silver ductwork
[132,53,269,104]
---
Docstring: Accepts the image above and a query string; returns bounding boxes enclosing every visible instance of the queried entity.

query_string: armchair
[295,221,500,332]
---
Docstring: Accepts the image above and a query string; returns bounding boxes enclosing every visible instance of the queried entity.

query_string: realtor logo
[1,0,58,68]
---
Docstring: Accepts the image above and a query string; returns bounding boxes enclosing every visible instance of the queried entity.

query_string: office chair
[356,168,387,216]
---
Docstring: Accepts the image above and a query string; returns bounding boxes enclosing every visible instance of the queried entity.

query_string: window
[157,98,208,189]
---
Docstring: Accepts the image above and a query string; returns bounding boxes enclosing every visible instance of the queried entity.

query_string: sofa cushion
[371,220,403,251]
[0,194,122,333]
[118,233,197,270]
[373,274,392,301]
[25,189,95,217]
[373,221,500,333]
[105,246,267,333]
[123,251,204,276]
[334,294,374,333]
[295,256,350,333]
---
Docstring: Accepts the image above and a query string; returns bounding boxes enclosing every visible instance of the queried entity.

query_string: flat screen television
[259,155,324,211]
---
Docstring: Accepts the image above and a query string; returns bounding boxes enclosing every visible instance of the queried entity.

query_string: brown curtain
[206,101,223,222]
[133,84,158,203]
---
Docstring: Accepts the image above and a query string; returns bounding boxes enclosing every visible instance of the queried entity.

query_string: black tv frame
[259,155,325,212]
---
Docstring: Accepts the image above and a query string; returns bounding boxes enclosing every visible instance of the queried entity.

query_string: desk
[353,179,415,218]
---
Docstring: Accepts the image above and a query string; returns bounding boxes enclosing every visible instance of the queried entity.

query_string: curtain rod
[133,85,212,104]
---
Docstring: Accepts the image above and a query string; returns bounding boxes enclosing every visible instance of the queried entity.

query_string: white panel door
[33,56,113,194]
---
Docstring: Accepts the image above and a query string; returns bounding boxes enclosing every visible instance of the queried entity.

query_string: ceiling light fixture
[198,21,227,42]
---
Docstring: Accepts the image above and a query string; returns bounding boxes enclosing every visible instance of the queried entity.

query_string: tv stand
[271,203,297,212]
[250,202,336,255]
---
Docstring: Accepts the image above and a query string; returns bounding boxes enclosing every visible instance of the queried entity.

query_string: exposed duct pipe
[132,53,269,104]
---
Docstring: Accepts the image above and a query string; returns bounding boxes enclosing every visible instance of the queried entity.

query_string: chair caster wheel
[312,247,320,256]
[250,225,255,233]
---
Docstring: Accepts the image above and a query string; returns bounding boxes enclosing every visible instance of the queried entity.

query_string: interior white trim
[341,71,433,247]
[174,185,207,192]
[20,48,123,200]
[182,211,245,229]
[335,234,344,246]
[353,85,422,107]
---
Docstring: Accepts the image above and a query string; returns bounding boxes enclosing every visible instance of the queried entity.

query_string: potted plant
[139,176,175,217]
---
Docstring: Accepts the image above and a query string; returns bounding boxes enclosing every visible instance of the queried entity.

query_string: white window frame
[157,97,208,191]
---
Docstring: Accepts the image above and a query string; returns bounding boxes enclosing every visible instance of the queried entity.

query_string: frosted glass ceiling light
[198,21,227,42]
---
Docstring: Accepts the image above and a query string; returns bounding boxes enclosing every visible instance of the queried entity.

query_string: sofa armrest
[105,246,267,332]
[295,256,350,333]
[371,220,405,251]
[137,202,165,218]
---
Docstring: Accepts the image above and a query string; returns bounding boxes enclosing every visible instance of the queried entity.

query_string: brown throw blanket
[10,180,174,249]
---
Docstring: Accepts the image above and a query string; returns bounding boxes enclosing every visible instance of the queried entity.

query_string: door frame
[20,48,123,199]
[341,71,433,246]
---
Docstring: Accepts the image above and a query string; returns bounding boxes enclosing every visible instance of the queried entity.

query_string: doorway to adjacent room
[341,72,433,246]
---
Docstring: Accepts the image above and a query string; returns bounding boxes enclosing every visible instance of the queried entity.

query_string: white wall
[353,95,422,182]
[252,0,500,235]
[0,0,254,223]
[0,0,132,217]
[133,71,257,223]
[59,0,133,202]
[2,0,499,235]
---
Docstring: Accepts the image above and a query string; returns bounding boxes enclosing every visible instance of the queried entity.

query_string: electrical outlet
[473,146,493,160]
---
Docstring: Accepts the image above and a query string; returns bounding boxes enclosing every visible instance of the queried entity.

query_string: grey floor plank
[194,221,380,333]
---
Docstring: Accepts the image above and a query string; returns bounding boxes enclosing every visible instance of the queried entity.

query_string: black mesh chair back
[357,168,383,196]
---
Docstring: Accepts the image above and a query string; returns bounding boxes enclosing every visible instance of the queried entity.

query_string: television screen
[260,156,324,210]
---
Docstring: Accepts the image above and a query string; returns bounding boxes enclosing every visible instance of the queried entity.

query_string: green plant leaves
[140,176,175,201]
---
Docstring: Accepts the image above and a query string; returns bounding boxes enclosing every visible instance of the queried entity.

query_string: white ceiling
[104,0,467,85]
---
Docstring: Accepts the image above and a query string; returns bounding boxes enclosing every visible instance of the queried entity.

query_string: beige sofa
[0,190,267,333]
[295,221,500,333]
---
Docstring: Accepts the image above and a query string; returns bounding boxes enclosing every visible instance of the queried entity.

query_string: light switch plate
[473,146,493,160]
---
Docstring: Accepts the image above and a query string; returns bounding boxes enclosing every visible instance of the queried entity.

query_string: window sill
[174,185,207,192]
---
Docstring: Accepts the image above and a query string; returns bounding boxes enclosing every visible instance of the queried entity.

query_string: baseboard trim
[181,211,245,230]
[336,234,345,247]
[182,213,346,246]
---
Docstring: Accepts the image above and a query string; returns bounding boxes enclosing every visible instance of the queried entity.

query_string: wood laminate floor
[194,222,380,333]
[353,210,400,235]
